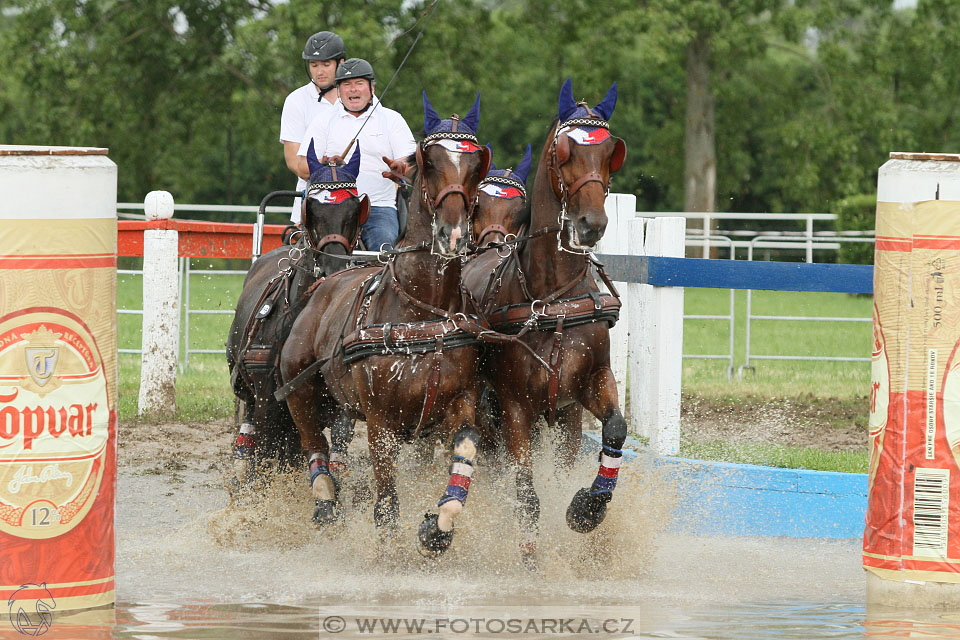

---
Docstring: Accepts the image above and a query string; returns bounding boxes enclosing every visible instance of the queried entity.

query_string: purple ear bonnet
[306,142,361,185]
[483,144,532,184]
[557,79,618,122]
[556,79,617,147]
[423,91,481,137]
[479,143,529,200]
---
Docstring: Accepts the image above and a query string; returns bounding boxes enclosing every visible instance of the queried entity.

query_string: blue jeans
[362,206,399,251]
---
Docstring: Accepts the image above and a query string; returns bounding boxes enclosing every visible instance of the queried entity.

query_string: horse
[278,92,492,556]
[226,147,368,488]
[473,144,532,248]
[463,79,627,566]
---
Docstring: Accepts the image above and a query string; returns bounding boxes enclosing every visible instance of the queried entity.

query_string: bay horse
[463,79,627,565]
[226,147,368,487]
[279,92,491,556]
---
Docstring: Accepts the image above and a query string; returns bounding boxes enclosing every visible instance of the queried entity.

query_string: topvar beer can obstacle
[0,146,117,611]
[867,152,960,606]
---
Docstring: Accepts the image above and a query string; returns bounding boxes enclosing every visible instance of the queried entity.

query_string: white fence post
[639,217,685,455]
[627,217,649,441]
[599,193,636,418]
[138,191,179,416]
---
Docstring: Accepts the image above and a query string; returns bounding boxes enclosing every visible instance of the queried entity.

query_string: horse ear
[478,144,492,179]
[306,139,322,178]
[514,144,532,183]
[356,194,370,230]
[485,143,496,171]
[462,92,481,133]
[594,81,618,120]
[345,144,361,181]
[558,78,577,121]
[423,90,441,134]
[556,131,571,165]
[610,137,627,173]
[415,141,425,172]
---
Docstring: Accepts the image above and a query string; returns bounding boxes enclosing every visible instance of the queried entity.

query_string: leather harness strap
[546,314,565,427]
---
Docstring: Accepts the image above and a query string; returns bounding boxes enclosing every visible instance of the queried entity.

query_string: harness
[233,174,363,397]
[470,113,625,426]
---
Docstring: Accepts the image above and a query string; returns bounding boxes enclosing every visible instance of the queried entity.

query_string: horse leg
[231,391,258,490]
[367,415,401,533]
[566,367,627,534]
[418,393,479,557]
[554,403,583,469]
[283,373,341,526]
[500,400,540,568]
[328,409,354,475]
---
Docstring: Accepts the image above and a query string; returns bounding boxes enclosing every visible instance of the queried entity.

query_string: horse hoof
[519,544,538,571]
[312,499,341,526]
[373,495,400,529]
[565,488,611,533]
[417,513,453,557]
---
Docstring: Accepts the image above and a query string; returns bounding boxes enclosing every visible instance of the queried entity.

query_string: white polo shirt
[280,82,337,221]
[298,97,416,208]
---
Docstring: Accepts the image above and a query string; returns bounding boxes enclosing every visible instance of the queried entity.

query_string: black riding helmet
[302,31,345,61]
[335,58,376,85]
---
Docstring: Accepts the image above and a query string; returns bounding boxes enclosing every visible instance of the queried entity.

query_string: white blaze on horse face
[449,225,462,252]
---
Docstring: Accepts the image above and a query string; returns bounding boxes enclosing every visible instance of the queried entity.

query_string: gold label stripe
[0,575,114,590]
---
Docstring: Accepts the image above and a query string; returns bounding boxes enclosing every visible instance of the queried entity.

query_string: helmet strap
[344,100,372,115]
[316,83,337,101]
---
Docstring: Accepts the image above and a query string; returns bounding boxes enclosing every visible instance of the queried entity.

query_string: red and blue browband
[305,182,358,204]
[479,175,526,200]
[557,117,612,146]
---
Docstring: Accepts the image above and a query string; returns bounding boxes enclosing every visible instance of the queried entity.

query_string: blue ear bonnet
[557,78,618,124]
[423,91,481,138]
[305,141,361,187]
[484,144,532,184]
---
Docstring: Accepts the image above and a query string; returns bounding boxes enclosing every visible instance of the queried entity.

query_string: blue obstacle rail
[584,433,867,539]
[589,254,870,538]
[596,254,874,294]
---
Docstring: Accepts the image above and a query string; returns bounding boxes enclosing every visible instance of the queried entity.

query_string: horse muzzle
[435,220,470,257]
[566,214,607,250]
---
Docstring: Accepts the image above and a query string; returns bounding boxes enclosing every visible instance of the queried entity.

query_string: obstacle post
[865,152,960,607]
[599,193,636,416]
[137,190,179,416]
[0,145,118,611]
[632,217,685,455]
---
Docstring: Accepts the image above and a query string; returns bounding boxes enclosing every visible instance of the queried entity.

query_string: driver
[297,58,415,251]
[279,31,346,223]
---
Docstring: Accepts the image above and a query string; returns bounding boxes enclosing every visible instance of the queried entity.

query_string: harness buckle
[530,299,548,317]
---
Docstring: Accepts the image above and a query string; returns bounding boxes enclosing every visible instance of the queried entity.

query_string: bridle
[476,173,526,247]
[414,129,491,255]
[548,113,627,254]
[299,167,370,255]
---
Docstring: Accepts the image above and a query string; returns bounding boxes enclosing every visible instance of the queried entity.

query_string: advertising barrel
[866,152,960,607]
[0,145,117,614]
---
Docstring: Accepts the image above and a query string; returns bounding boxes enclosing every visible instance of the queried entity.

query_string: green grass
[679,440,868,474]
[681,288,871,400]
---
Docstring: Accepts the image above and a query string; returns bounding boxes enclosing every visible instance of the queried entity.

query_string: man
[279,31,345,222]
[298,58,416,250]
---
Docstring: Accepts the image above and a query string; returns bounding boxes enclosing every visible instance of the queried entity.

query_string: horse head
[547,78,627,251]
[474,143,531,247]
[303,142,370,274]
[416,91,491,257]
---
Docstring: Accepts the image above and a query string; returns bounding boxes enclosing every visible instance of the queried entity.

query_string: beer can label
[0,309,110,539]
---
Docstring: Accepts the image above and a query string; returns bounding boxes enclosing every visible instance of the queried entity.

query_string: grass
[117,262,872,471]
[679,440,868,474]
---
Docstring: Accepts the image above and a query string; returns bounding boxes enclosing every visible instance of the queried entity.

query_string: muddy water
[21,440,960,639]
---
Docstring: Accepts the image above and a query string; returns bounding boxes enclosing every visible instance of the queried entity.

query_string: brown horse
[279,93,491,556]
[463,79,627,565]
[226,148,368,486]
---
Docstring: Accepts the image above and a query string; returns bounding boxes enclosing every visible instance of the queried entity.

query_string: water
[12,442,960,639]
